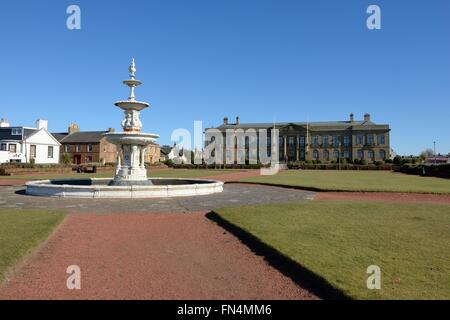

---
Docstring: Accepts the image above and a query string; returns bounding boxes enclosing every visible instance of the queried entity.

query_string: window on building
[87,144,93,152]
[379,149,386,160]
[299,136,305,146]
[267,135,271,147]
[279,137,284,148]
[312,136,319,147]
[30,145,36,158]
[323,136,329,147]
[313,150,319,160]
[300,150,305,160]
[323,150,329,161]
[357,135,364,145]
[344,150,350,159]
[8,144,16,153]
[11,128,22,135]
[357,149,364,159]
[367,135,374,145]
[85,156,93,163]
[344,136,350,147]
[378,135,385,145]
[76,144,81,152]
[333,150,340,160]
[333,135,340,147]
[368,149,374,160]
[48,146,54,158]
[65,145,71,152]
[0,143,6,151]
[288,136,294,146]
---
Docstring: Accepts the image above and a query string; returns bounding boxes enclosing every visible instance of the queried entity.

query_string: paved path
[0,212,317,300]
[314,191,450,204]
[0,183,315,214]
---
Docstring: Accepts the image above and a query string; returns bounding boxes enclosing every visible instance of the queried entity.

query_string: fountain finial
[129,58,136,80]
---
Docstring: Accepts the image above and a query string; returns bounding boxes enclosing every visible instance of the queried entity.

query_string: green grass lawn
[215,201,450,299]
[238,170,450,194]
[0,169,237,181]
[0,209,65,281]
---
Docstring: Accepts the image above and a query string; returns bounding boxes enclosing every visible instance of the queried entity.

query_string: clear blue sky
[0,0,449,155]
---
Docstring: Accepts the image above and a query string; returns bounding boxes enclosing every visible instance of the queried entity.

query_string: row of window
[311,149,386,161]
[1,143,18,152]
[64,144,94,153]
[211,134,386,149]
[1,143,53,158]
[29,145,54,158]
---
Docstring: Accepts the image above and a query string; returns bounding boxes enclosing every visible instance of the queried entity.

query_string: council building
[207,113,390,163]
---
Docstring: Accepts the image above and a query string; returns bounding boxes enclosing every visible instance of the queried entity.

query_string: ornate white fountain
[25,59,224,198]
[103,58,159,185]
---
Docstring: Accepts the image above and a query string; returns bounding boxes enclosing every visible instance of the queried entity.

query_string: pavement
[0,183,315,214]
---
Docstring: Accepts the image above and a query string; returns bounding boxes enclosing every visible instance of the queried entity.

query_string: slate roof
[52,131,108,144]
[211,120,389,131]
[0,127,38,141]
[160,145,172,155]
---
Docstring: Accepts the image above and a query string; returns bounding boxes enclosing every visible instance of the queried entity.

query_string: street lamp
[433,141,436,165]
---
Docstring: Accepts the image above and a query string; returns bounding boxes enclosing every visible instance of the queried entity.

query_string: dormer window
[11,128,22,135]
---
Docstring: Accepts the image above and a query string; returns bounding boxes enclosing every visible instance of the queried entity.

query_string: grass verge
[213,201,450,299]
[0,209,65,281]
[238,170,450,194]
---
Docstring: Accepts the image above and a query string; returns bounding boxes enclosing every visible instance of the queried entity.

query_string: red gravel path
[0,179,27,186]
[315,192,450,204]
[0,212,316,300]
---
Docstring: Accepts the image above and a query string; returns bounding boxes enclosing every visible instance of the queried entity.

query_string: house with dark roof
[53,123,160,165]
[0,118,61,164]
[206,113,391,163]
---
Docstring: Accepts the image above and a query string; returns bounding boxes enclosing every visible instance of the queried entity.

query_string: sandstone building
[207,113,390,163]
[53,123,160,165]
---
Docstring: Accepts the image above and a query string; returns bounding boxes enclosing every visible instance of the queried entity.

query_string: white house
[0,118,61,164]
[160,144,189,164]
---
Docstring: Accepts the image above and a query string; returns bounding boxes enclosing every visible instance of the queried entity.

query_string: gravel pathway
[0,213,317,300]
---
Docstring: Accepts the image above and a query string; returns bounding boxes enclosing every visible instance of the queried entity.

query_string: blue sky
[0,0,449,155]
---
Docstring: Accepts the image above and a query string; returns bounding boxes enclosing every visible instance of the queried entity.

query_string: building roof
[53,131,108,143]
[211,120,389,131]
[0,127,38,141]
[160,145,172,156]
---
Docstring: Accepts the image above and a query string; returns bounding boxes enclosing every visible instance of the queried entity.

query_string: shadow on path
[206,211,351,300]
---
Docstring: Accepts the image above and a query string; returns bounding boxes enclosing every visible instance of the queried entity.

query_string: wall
[24,129,60,164]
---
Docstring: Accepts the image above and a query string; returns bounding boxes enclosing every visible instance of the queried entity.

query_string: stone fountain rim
[25,178,224,198]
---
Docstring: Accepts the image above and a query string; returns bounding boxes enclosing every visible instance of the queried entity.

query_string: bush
[0,167,8,176]
[62,154,71,164]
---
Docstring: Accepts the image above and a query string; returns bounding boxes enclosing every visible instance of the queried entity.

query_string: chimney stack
[236,116,240,125]
[108,127,115,133]
[0,118,10,128]
[349,113,354,122]
[68,123,80,135]
[36,119,48,130]
[364,113,371,122]
[223,117,229,125]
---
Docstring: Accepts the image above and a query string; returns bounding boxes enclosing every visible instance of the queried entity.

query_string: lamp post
[433,141,436,165]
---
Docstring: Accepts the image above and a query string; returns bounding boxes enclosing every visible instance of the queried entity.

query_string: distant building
[206,113,391,163]
[0,118,61,164]
[160,144,189,164]
[426,154,449,164]
[53,123,160,165]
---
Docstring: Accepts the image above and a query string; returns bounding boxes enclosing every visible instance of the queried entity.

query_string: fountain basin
[103,132,159,145]
[26,178,224,198]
